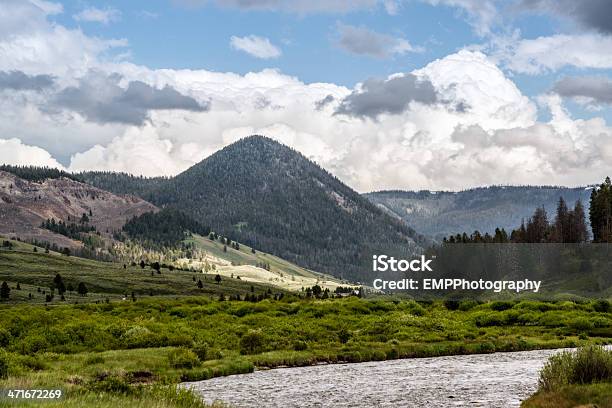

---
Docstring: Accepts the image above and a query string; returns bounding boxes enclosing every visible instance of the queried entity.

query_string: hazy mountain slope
[365,186,593,240]
[84,136,423,281]
[0,170,157,248]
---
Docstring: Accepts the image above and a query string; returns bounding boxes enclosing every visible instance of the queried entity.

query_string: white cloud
[491,33,612,74]
[69,126,207,176]
[73,7,121,24]
[422,0,498,36]
[1,1,611,193]
[0,138,65,169]
[230,35,282,59]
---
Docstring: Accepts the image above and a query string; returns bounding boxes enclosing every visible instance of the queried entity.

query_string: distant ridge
[365,186,592,240]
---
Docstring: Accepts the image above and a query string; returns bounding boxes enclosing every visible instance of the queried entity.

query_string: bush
[85,355,105,365]
[538,346,612,391]
[592,299,611,313]
[239,330,265,355]
[168,348,200,369]
[0,349,8,379]
[121,326,156,349]
[191,342,209,361]
[443,300,460,310]
[490,301,514,311]
[0,329,10,347]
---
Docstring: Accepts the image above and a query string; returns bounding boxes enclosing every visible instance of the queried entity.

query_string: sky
[2,0,612,192]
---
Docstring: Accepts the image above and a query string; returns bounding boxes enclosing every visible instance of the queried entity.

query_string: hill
[183,234,345,291]
[365,186,593,240]
[0,170,157,250]
[0,237,281,304]
[83,136,424,281]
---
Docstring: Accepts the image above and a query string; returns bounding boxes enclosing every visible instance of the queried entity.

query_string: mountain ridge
[81,135,425,281]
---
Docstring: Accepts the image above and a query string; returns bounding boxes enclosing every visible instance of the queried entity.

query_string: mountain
[82,136,424,281]
[0,170,157,249]
[365,186,593,241]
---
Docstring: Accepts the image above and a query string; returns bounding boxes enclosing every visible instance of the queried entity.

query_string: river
[183,348,571,407]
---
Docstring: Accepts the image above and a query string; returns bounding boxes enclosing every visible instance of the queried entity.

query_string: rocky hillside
[0,170,157,248]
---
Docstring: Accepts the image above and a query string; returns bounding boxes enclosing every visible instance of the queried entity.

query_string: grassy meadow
[0,244,282,304]
[0,294,610,406]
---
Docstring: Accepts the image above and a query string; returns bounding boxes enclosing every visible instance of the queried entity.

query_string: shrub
[192,342,209,361]
[88,373,132,394]
[337,328,351,344]
[538,346,612,391]
[569,317,595,332]
[592,299,611,313]
[570,345,612,385]
[0,349,8,379]
[0,329,9,347]
[458,300,479,311]
[85,355,105,365]
[239,330,265,355]
[121,326,156,349]
[168,348,200,369]
[443,300,460,310]
[490,301,513,311]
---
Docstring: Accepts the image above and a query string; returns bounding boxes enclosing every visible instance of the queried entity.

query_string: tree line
[444,177,612,244]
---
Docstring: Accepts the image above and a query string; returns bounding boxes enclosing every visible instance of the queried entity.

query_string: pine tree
[570,201,588,243]
[0,281,10,300]
[77,282,88,296]
[554,197,569,242]
[590,177,612,242]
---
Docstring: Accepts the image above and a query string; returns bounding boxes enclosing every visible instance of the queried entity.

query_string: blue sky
[2,0,612,191]
[47,0,612,121]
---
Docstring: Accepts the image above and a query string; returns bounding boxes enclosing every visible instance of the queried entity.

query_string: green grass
[521,383,612,408]
[522,346,612,407]
[0,297,610,407]
[186,234,341,281]
[0,243,283,304]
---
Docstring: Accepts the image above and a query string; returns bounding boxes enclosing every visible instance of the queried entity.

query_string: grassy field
[0,241,283,304]
[522,346,612,407]
[0,296,610,407]
[183,234,345,291]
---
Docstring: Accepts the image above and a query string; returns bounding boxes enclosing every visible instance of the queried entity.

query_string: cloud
[230,35,282,59]
[0,138,65,168]
[73,6,121,24]
[69,126,207,176]
[0,70,54,91]
[520,0,612,34]
[422,0,498,36]
[1,2,612,193]
[336,74,439,118]
[336,24,422,58]
[491,33,612,74]
[52,71,208,125]
[552,76,612,106]
[176,0,396,14]
[315,95,335,110]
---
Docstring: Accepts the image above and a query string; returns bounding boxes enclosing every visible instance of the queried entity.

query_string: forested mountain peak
[75,135,426,280]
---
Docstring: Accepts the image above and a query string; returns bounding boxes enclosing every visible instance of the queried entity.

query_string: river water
[184,348,567,408]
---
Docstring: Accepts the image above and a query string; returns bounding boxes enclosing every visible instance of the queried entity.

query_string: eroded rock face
[0,171,157,248]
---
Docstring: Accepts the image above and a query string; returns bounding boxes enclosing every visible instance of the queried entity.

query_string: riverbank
[1,297,610,406]
[522,383,612,408]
